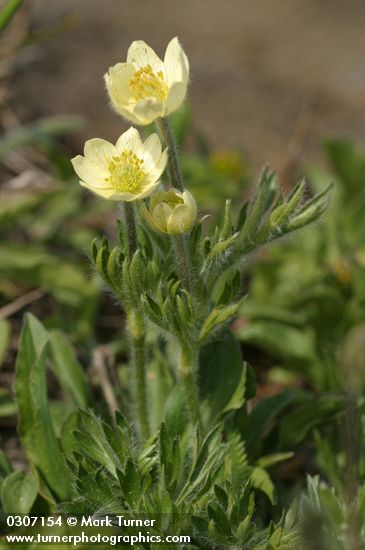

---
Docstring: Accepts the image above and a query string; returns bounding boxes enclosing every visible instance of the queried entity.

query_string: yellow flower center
[128,65,168,102]
[105,150,146,193]
[162,191,184,209]
[151,190,184,212]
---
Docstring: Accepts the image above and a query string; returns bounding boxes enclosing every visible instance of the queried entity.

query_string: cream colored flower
[141,188,197,235]
[104,37,189,126]
[71,128,167,201]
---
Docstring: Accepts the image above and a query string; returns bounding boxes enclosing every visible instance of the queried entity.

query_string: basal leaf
[1,470,38,514]
[199,329,243,421]
[49,330,90,408]
[15,313,71,500]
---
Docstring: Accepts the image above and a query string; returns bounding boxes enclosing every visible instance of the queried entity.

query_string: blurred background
[6,0,365,171]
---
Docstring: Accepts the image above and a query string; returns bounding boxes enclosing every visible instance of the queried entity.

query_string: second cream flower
[71,127,167,201]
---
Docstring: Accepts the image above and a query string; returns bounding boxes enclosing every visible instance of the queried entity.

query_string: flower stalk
[180,347,202,430]
[123,201,138,259]
[122,202,150,441]
[128,310,150,441]
[172,234,193,292]
[155,117,184,193]
[156,116,201,425]
[155,117,194,288]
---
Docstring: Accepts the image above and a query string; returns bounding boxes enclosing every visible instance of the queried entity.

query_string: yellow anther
[107,150,146,193]
[128,64,168,102]
[161,190,184,208]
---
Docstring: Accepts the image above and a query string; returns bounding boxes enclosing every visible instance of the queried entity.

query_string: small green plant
[0,34,341,549]
[76,38,332,441]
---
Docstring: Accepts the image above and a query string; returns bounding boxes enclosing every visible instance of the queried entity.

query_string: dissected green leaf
[251,466,276,504]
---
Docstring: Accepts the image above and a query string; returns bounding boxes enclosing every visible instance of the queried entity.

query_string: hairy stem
[155,117,194,293]
[156,118,200,426]
[180,347,202,430]
[123,201,138,259]
[122,202,150,440]
[155,117,184,192]
[172,234,193,292]
[129,313,150,441]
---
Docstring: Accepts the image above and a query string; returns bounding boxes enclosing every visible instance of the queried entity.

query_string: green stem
[155,117,194,293]
[180,347,202,430]
[172,234,193,292]
[129,313,150,441]
[156,118,201,426]
[123,202,138,259]
[122,202,150,440]
[0,0,24,34]
[155,117,184,193]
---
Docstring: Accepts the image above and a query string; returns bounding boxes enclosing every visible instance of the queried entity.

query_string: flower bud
[141,188,197,235]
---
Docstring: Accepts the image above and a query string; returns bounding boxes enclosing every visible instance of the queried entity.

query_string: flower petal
[133,98,164,125]
[104,63,136,106]
[150,190,166,210]
[110,103,144,124]
[71,155,109,187]
[139,203,161,232]
[167,204,192,235]
[127,40,164,72]
[141,133,162,168]
[164,82,188,116]
[164,37,189,86]
[79,180,116,199]
[108,190,140,201]
[182,190,198,218]
[115,127,142,155]
[111,180,161,202]
[147,148,168,182]
[152,202,172,232]
[137,180,161,200]
[84,138,117,168]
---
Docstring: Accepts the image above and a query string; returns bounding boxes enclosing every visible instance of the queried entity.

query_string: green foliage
[236,138,365,392]
[1,29,363,546]
[14,314,71,502]
[0,319,10,368]
[0,115,108,342]
[0,0,24,34]
[299,476,365,550]
[1,471,37,514]
[198,330,245,421]
[58,411,299,549]
[48,330,91,408]
[0,115,84,160]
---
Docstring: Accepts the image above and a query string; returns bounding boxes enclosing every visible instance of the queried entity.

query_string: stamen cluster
[106,151,146,193]
[128,65,168,102]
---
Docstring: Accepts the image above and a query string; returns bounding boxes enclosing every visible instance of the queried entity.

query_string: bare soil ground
[11,0,365,173]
